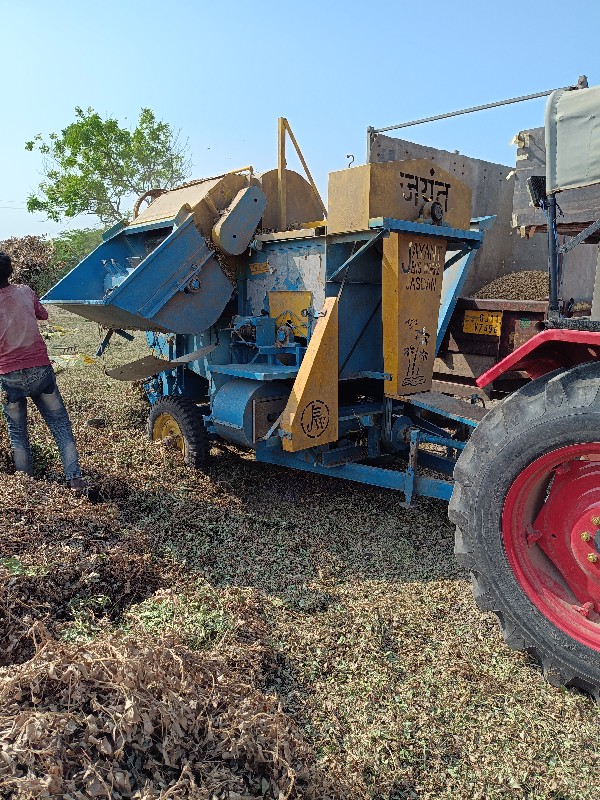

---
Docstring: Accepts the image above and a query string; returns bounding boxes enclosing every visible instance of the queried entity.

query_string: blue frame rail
[256,440,454,504]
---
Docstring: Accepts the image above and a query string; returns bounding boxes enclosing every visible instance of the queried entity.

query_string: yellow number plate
[463,310,503,337]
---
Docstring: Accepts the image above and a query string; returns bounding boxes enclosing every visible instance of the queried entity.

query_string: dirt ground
[0,309,598,799]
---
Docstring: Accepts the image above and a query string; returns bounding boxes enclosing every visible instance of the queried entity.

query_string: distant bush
[0,235,54,296]
[0,228,104,296]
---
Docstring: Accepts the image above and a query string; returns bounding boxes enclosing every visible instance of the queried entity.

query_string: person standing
[0,251,85,491]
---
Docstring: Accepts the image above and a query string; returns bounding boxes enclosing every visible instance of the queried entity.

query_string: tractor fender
[477,328,600,387]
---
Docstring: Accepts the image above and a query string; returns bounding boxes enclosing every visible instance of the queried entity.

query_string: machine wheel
[147,396,208,468]
[449,361,600,699]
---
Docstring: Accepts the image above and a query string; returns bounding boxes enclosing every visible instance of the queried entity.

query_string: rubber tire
[147,396,208,468]
[449,361,600,700]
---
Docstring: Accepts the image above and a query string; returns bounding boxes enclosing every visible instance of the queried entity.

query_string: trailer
[43,85,600,699]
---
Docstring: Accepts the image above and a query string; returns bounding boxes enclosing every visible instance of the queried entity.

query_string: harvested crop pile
[0,632,345,800]
[0,236,54,296]
[0,549,165,666]
[473,269,549,301]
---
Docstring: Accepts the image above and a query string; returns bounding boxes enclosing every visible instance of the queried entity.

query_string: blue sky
[1,0,599,240]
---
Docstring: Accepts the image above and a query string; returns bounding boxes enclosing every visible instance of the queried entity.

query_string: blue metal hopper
[42,214,234,334]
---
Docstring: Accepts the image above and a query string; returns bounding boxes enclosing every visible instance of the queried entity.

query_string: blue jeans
[0,365,81,480]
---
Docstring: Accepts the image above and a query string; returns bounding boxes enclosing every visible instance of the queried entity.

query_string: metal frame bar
[369,217,484,247]
[125,218,176,235]
[443,250,469,271]
[95,328,134,357]
[370,87,569,135]
[435,217,495,353]
[547,195,560,313]
[277,117,327,229]
[558,218,600,254]
[278,118,287,231]
[256,443,453,503]
[436,247,474,355]
[255,397,467,504]
[327,229,387,281]
[327,230,380,246]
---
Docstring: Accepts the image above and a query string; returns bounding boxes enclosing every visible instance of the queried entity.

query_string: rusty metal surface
[433,351,496,380]
[129,179,223,227]
[445,297,546,359]
[130,173,252,238]
[457,297,548,313]
[499,311,545,356]
[105,355,178,381]
[430,377,489,401]
[446,329,499,357]
[259,169,325,231]
[252,395,288,442]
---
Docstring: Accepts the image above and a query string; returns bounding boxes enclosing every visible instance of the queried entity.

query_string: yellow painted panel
[268,290,312,338]
[327,166,371,234]
[280,297,338,452]
[382,232,446,396]
[328,160,471,234]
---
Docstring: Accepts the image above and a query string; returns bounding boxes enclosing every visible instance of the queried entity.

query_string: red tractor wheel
[504,443,600,652]
[450,361,600,700]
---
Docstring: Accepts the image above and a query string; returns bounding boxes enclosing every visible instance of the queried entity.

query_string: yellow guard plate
[463,310,503,337]
[269,290,312,338]
[280,296,338,452]
[382,232,446,396]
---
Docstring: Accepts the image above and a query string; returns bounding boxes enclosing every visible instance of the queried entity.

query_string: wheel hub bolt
[577,601,594,618]
[581,531,592,542]
[587,553,598,563]
[592,516,600,527]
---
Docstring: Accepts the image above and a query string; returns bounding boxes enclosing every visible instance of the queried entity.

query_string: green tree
[51,227,105,282]
[26,107,191,225]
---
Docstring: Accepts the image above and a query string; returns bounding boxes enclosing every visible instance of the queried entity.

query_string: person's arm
[33,292,49,321]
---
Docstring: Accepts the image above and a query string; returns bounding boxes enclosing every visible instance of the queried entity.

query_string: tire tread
[147,396,208,468]
[452,361,600,701]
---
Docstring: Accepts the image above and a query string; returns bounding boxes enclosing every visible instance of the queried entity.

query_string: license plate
[463,310,503,337]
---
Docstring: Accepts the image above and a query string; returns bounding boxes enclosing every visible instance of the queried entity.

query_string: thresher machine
[44,87,600,699]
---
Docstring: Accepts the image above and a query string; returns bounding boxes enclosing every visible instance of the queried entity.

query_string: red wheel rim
[503,443,600,651]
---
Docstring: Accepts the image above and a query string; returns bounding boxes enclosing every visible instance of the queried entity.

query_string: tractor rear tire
[147,396,208,468]
[449,361,600,700]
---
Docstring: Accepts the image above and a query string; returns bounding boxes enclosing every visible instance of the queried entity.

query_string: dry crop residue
[0,308,599,799]
[0,621,343,799]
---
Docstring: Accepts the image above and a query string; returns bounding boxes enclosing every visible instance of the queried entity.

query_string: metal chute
[43,172,266,334]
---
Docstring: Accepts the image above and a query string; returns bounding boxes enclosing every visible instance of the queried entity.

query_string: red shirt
[0,284,51,374]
